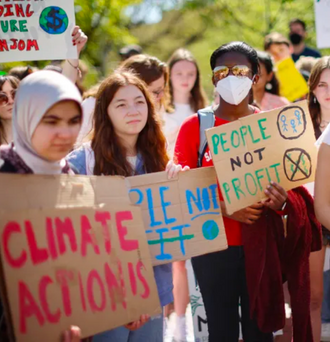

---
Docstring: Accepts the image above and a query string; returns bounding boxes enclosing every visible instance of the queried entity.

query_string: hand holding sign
[63,326,81,342]
[228,203,264,225]
[71,26,88,55]
[124,314,151,331]
[263,181,288,211]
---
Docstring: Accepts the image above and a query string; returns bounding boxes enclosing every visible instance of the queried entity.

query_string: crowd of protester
[1,17,330,342]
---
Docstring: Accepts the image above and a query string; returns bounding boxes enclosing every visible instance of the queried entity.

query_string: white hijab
[13,70,82,174]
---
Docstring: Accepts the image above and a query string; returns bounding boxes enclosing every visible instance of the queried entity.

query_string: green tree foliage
[131,0,328,97]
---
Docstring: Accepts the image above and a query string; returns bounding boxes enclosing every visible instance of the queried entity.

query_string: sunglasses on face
[0,90,16,107]
[213,65,251,81]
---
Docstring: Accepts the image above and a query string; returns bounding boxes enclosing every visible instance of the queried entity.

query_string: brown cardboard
[205,101,317,215]
[0,174,161,342]
[126,167,228,265]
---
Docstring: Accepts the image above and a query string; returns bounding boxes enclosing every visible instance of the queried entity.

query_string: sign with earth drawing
[206,101,317,214]
[0,0,77,63]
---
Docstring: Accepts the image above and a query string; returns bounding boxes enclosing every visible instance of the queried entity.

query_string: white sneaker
[173,315,187,342]
[322,323,330,342]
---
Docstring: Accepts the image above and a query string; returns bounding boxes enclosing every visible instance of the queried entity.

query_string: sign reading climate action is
[205,101,317,215]
[0,0,77,62]
[0,174,160,342]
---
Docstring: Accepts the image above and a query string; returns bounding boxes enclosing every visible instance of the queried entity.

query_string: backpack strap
[197,106,215,167]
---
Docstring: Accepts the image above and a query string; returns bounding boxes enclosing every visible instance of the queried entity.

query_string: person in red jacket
[174,42,288,341]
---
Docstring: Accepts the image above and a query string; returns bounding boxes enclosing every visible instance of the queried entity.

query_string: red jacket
[242,186,322,341]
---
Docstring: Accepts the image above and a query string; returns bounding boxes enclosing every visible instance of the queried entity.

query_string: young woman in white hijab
[0,70,83,341]
[0,70,82,174]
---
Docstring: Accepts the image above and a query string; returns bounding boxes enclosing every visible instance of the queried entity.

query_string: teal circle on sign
[202,220,219,241]
[39,6,69,35]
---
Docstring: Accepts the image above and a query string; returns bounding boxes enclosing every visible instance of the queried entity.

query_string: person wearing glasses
[0,75,19,145]
[119,54,170,116]
[174,42,291,341]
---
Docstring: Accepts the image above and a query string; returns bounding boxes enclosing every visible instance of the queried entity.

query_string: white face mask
[216,75,253,106]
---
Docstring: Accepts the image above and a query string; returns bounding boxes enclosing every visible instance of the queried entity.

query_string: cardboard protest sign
[275,57,309,102]
[205,101,317,215]
[126,167,228,266]
[0,174,161,342]
[315,0,330,49]
[0,0,77,63]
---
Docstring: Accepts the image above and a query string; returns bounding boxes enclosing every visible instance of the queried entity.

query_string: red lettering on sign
[78,272,87,312]
[26,4,34,18]
[128,262,137,296]
[95,211,111,254]
[2,221,27,268]
[0,39,8,51]
[104,262,126,311]
[87,270,106,312]
[56,270,73,317]
[25,220,49,265]
[14,4,24,17]
[116,211,139,251]
[39,276,61,324]
[81,215,100,257]
[19,281,45,334]
[46,218,58,260]
[55,217,77,255]
[4,4,14,17]
[137,261,150,299]
[26,39,39,51]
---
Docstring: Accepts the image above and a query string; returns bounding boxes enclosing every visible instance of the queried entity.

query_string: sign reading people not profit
[205,101,317,215]
[0,0,77,62]
[0,174,160,342]
[126,167,228,266]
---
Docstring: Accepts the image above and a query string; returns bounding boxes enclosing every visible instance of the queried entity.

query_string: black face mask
[289,33,303,45]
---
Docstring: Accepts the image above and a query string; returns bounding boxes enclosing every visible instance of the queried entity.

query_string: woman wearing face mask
[174,42,320,341]
[0,76,19,145]
[0,70,83,340]
[252,51,290,111]
[67,71,188,342]
[307,56,330,342]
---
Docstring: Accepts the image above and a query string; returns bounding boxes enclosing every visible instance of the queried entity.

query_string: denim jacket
[67,145,173,307]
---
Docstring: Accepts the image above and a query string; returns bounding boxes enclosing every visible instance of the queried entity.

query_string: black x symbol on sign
[283,148,312,182]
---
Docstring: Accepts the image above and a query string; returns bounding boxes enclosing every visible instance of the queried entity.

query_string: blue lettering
[129,188,143,205]
[186,188,203,214]
[209,184,220,209]
[159,186,176,225]
[171,224,190,255]
[154,228,172,261]
[146,188,162,227]
[202,188,211,211]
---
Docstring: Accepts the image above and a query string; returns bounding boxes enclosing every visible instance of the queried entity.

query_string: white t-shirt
[305,123,330,196]
[316,122,330,146]
[163,103,194,157]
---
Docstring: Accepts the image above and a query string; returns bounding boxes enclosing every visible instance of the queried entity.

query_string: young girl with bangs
[67,70,188,341]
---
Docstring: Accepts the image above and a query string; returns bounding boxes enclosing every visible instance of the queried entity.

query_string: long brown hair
[91,71,169,176]
[119,54,171,111]
[0,75,19,144]
[168,48,208,113]
[308,57,330,132]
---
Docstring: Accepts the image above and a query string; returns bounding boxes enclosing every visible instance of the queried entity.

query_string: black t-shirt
[292,45,321,62]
